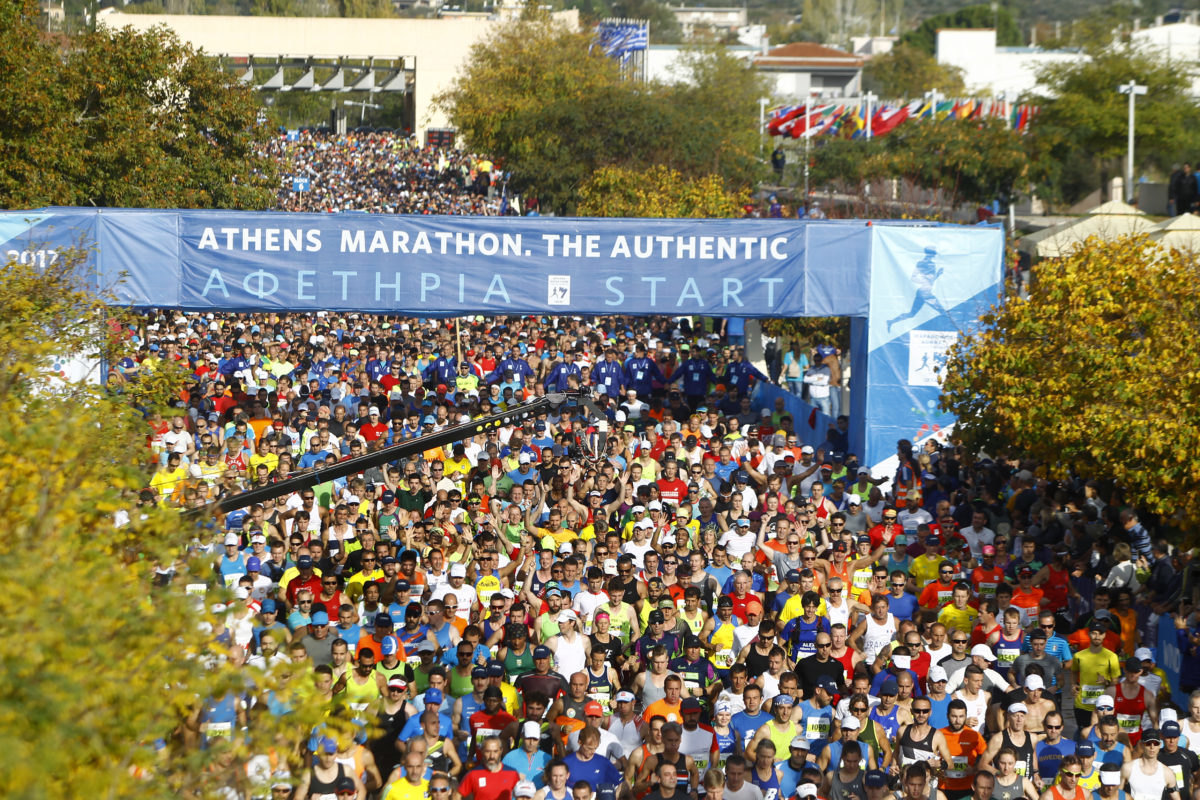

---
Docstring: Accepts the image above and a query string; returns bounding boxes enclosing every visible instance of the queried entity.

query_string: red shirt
[460,767,520,800]
[657,477,688,506]
[360,422,389,442]
[868,522,903,549]
[971,566,1006,598]
[468,709,517,759]
[286,573,322,607]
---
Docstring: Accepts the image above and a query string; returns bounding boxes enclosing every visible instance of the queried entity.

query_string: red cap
[436,384,448,394]
[585,701,604,717]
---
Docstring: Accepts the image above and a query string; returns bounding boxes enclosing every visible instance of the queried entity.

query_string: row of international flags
[767,97,1037,139]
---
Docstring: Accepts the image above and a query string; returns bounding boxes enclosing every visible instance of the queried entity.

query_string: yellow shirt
[384,778,428,800]
[910,555,943,589]
[779,594,829,625]
[1074,647,1120,710]
[150,467,188,500]
[345,569,384,602]
[249,452,279,475]
[937,604,979,635]
[443,456,472,481]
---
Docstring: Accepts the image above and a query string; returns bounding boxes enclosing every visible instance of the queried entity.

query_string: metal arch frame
[221,54,413,93]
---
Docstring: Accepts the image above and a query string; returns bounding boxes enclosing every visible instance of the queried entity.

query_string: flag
[768,105,805,136]
[871,102,913,137]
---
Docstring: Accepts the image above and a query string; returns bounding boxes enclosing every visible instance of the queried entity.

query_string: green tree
[0,0,275,210]
[1030,45,1200,205]
[862,43,965,99]
[578,165,747,217]
[0,254,334,798]
[940,235,1200,525]
[898,4,1022,55]
[886,116,1034,206]
[437,16,766,212]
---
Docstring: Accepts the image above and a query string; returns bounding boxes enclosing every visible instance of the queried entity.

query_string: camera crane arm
[185,390,609,518]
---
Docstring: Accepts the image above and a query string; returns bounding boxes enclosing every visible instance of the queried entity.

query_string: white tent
[1019,200,1154,258]
[1148,213,1200,252]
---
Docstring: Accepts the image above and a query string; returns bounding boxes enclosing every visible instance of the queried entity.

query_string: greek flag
[594,22,649,61]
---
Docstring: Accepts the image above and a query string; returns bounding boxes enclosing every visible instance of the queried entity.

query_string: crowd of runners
[124,135,1200,800]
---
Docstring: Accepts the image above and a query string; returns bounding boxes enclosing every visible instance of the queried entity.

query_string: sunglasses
[1061,771,1082,778]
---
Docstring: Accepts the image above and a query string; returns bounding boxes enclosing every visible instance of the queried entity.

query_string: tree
[898,4,1023,55]
[436,17,767,213]
[0,254,337,797]
[577,165,747,217]
[0,0,276,210]
[940,235,1200,525]
[886,117,1034,206]
[862,43,965,99]
[1030,45,1200,204]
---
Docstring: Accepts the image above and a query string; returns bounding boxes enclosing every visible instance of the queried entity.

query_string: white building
[752,41,864,98]
[98,8,578,137]
[669,5,747,41]
[936,28,1085,97]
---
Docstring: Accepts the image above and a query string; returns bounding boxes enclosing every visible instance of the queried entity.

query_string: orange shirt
[941,726,985,791]
[643,698,683,724]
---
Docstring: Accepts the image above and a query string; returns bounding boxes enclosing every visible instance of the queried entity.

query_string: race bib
[476,575,501,606]
[1080,685,1104,707]
[1170,764,1184,786]
[713,650,735,669]
[1117,713,1141,731]
[805,715,831,740]
[947,756,968,779]
[1015,760,1028,777]
[206,721,232,738]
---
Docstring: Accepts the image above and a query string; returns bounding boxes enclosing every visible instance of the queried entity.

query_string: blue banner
[0,208,1003,468]
[862,225,1005,481]
[1158,618,1188,708]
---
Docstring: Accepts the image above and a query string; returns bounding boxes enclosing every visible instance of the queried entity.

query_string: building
[669,5,747,41]
[935,28,1084,97]
[752,41,864,98]
[97,8,578,138]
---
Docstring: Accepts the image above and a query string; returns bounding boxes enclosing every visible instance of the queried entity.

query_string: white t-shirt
[720,529,757,560]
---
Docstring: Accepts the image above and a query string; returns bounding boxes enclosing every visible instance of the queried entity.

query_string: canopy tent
[1148,213,1200,251]
[1019,200,1154,259]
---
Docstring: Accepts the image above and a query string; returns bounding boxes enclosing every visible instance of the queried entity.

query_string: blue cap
[534,645,552,659]
[1077,742,1096,757]
[260,599,277,614]
[735,470,749,483]
[816,676,839,693]
[424,687,443,705]
[375,613,393,627]
[487,661,504,677]
[472,666,488,679]
[394,579,410,591]
[773,693,795,706]
[297,555,313,568]
[736,518,750,528]
[880,678,899,695]
[310,610,329,625]
[422,415,436,425]
[246,556,262,571]
[381,635,399,656]
[865,771,890,789]
[785,569,802,582]
[321,736,338,754]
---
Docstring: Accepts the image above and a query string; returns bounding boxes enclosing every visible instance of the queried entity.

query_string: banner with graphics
[863,225,1005,479]
[0,208,1003,468]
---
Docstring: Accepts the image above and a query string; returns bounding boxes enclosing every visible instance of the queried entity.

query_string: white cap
[648,500,663,511]
[234,586,249,600]
[1007,702,1028,714]
[632,505,646,514]
[1095,695,1115,709]
[368,406,380,415]
[557,609,578,623]
[616,690,636,704]
[499,588,515,600]
[522,721,541,739]
[970,644,997,661]
[449,564,467,578]
[518,453,532,464]
[892,654,911,670]
[928,665,948,683]
[1100,771,1122,786]
[514,781,538,798]
[659,534,676,546]
[798,785,818,798]
[1161,707,1180,724]
[801,445,815,454]
[559,542,573,554]
[1024,674,1044,691]
[250,533,266,543]
[841,715,861,731]
[604,558,618,575]
[790,735,811,750]
[224,533,240,546]
[635,519,654,530]
[1135,647,1154,661]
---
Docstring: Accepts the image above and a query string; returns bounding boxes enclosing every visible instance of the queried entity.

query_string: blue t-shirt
[730,709,769,748]
[503,748,553,788]
[1037,739,1076,781]
[396,710,452,742]
[887,591,919,622]
[564,752,622,788]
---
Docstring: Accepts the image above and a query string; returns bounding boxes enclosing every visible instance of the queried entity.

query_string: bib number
[1081,685,1104,707]
[947,756,968,779]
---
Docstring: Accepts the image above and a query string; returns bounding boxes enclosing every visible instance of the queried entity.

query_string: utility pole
[924,88,941,120]
[1117,81,1147,203]
[803,93,813,202]
[758,97,770,157]
[864,92,877,138]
